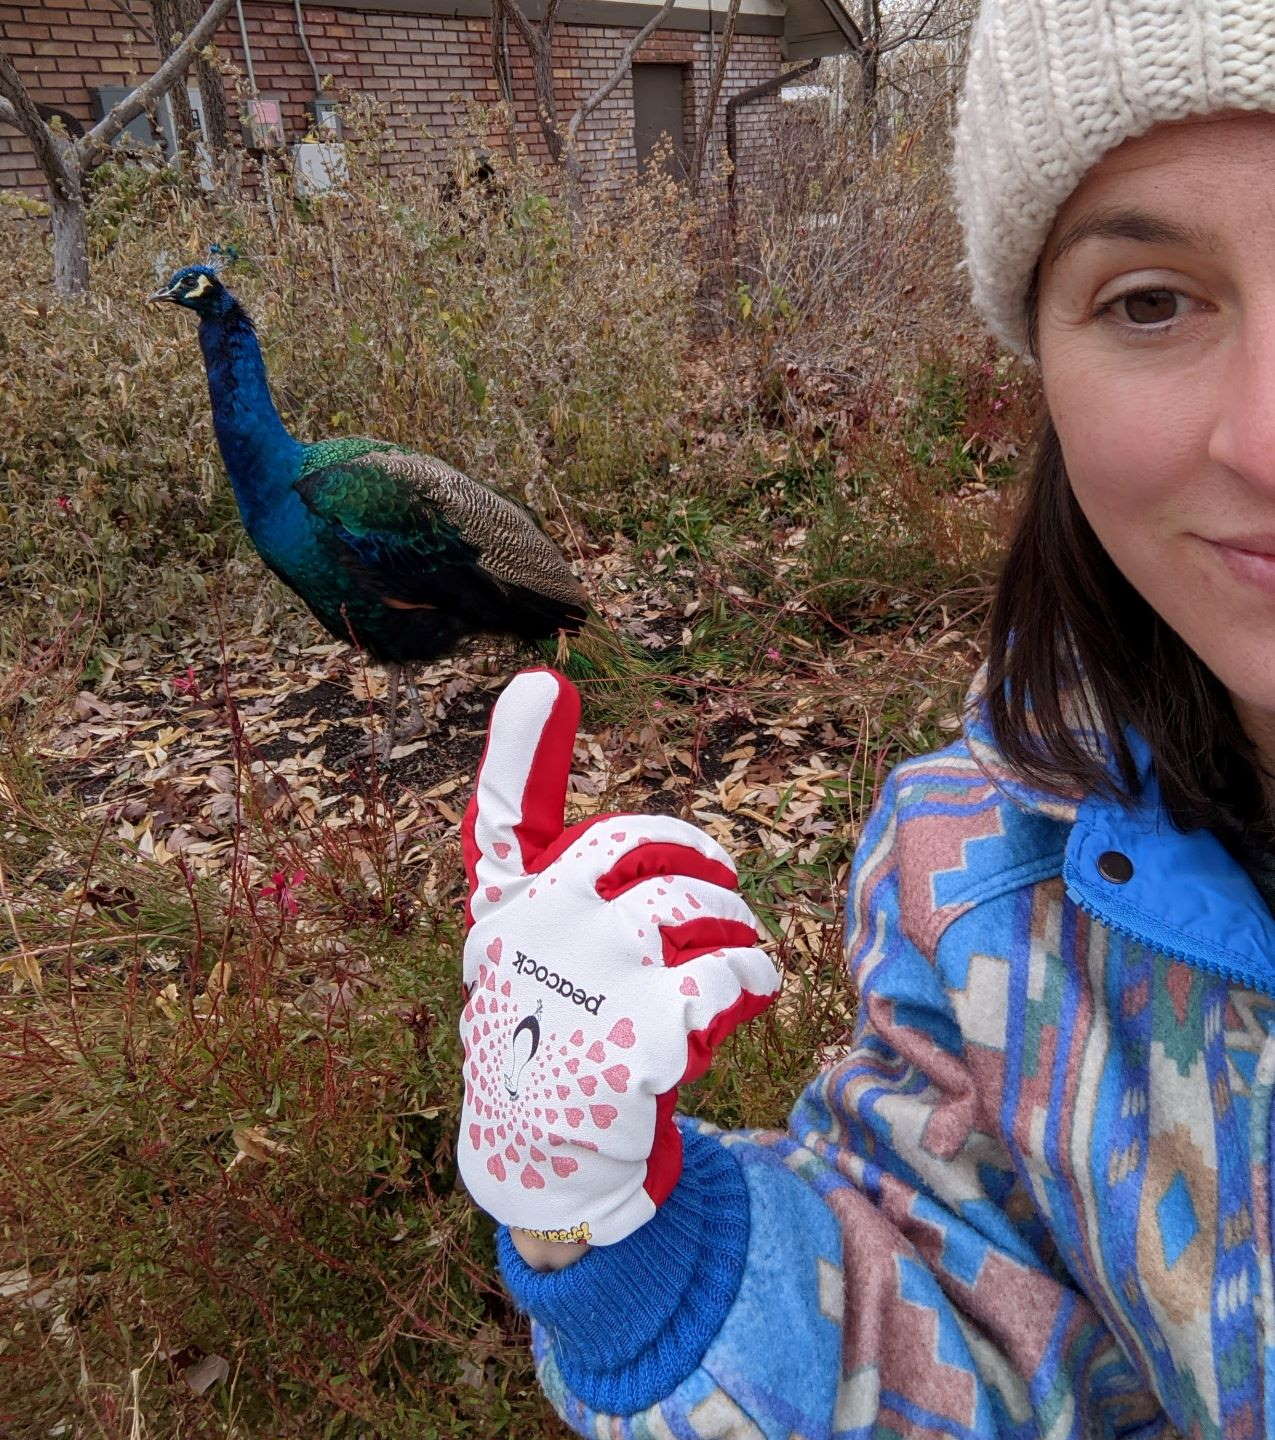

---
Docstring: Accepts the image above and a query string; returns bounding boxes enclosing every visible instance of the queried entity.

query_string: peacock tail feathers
[536,613,649,684]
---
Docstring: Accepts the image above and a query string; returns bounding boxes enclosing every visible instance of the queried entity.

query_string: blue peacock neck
[198,303,305,524]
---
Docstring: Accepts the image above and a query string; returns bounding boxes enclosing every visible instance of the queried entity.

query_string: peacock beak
[147,286,178,303]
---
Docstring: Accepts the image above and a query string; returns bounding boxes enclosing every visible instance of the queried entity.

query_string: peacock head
[148,265,236,318]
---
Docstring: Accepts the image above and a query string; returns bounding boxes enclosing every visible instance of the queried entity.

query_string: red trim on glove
[462,668,581,927]
[659,916,757,968]
[642,986,774,1205]
[683,987,774,1086]
[513,673,582,873]
[643,1087,684,1207]
[595,843,738,901]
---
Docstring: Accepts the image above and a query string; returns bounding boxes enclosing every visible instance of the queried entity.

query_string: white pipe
[293,0,323,96]
[234,0,259,96]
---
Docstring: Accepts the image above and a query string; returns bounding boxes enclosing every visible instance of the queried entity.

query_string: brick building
[0,0,859,197]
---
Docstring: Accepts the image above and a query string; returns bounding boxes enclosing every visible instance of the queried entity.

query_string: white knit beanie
[953,0,1275,356]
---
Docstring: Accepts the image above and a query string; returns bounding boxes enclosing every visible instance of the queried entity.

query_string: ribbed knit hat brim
[953,0,1275,356]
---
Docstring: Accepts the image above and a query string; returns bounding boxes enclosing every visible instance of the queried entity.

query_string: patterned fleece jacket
[496,665,1275,1440]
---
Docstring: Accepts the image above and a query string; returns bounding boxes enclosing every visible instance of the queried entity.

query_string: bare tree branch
[0,50,77,198]
[492,0,563,157]
[151,0,199,155]
[78,0,235,165]
[0,95,18,128]
[104,0,157,38]
[565,0,679,146]
[497,0,540,56]
[691,0,743,186]
[177,0,232,159]
[490,0,515,108]
[877,0,946,54]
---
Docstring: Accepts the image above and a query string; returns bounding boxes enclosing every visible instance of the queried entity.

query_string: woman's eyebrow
[1049,209,1217,266]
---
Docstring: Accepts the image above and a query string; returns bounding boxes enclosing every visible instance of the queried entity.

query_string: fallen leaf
[183,1353,229,1395]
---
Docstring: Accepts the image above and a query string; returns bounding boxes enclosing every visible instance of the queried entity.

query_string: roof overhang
[307,0,864,51]
[783,0,862,58]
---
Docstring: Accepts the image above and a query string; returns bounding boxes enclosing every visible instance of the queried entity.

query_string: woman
[456,1,1275,1433]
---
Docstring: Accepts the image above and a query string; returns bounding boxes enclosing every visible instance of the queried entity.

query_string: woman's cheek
[1050,355,1201,536]
[1052,382,1158,534]
[1053,379,1217,643]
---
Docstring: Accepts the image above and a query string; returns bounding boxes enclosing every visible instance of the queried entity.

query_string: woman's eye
[1102,288,1185,327]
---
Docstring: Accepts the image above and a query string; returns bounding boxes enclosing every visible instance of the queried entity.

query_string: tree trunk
[494,0,566,163]
[690,0,743,189]
[152,0,199,162]
[532,30,562,162]
[51,186,90,297]
[860,43,883,152]
[177,0,232,160]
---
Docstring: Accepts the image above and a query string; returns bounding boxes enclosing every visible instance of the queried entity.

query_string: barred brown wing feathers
[377,451,588,615]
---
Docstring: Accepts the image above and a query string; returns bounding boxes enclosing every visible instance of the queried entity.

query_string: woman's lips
[1207,537,1275,596]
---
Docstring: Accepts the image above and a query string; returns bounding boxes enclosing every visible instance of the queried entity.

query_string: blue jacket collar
[961,664,1275,995]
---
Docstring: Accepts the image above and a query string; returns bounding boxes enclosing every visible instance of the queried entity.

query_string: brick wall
[0,1,789,194]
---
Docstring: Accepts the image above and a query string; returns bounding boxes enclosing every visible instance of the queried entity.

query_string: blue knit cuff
[496,1122,750,1415]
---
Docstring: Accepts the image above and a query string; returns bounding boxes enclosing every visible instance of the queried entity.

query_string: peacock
[150,260,607,756]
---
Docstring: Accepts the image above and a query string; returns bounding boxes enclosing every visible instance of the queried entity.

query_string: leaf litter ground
[17,541,984,1000]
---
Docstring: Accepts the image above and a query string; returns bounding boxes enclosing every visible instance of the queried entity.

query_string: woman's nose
[1208,308,1275,494]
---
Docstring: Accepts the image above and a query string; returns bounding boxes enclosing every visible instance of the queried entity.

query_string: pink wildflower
[261,868,306,917]
[172,665,200,697]
[55,495,71,512]
[765,647,782,663]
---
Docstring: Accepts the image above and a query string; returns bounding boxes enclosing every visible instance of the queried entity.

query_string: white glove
[458,669,780,1247]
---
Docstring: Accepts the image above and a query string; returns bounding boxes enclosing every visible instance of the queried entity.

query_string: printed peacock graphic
[149,260,627,755]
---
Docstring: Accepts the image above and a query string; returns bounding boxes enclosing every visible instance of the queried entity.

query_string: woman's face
[1038,112,1275,740]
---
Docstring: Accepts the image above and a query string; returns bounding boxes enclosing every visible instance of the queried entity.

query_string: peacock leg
[385,663,401,743]
[398,666,428,740]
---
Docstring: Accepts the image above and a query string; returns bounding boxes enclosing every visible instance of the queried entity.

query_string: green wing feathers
[297,442,588,615]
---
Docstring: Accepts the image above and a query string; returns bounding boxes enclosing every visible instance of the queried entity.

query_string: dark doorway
[632,64,688,179]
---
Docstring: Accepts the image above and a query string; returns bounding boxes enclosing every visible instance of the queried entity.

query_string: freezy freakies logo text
[514,951,605,1014]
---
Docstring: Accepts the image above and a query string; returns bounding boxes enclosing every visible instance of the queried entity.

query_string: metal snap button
[1097,851,1134,884]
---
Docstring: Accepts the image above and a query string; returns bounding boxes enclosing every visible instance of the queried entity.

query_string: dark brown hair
[984,408,1275,850]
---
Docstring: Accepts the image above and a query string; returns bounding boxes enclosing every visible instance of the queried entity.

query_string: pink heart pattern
[607,1019,636,1048]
